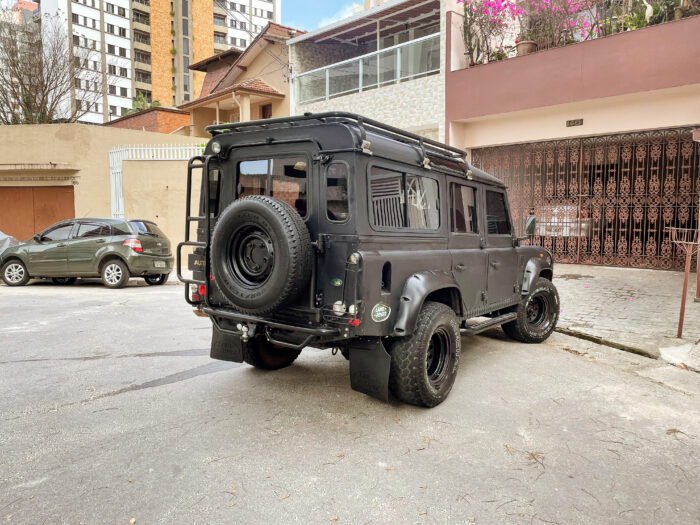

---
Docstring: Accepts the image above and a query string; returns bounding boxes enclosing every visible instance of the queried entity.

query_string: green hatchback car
[1,218,173,288]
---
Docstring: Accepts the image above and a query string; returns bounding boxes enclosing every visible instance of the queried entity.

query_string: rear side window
[369,167,439,230]
[129,221,166,238]
[77,223,111,238]
[42,223,73,241]
[112,222,132,235]
[451,184,478,234]
[326,163,349,222]
[485,190,511,235]
[237,156,307,217]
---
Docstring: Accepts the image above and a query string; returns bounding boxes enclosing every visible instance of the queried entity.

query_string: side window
[42,223,74,241]
[451,184,478,234]
[112,222,131,235]
[237,156,307,217]
[77,223,111,238]
[485,190,511,235]
[326,163,349,222]
[369,167,439,230]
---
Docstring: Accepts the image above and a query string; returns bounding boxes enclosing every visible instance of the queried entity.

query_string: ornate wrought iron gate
[472,128,699,270]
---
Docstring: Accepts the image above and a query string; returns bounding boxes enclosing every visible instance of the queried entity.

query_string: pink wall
[446,14,700,122]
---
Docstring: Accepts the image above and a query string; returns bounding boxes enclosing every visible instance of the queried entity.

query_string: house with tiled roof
[178,22,305,137]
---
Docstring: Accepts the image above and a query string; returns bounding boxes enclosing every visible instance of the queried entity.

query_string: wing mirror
[524,215,537,236]
[33,234,43,243]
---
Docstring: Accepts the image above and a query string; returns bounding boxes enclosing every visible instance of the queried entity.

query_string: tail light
[123,238,143,253]
[190,284,200,302]
[198,284,206,297]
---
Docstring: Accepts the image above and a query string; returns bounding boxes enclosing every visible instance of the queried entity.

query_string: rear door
[68,222,112,274]
[484,189,518,308]
[128,221,171,256]
[27,221,76,275]
[448,180,487,316]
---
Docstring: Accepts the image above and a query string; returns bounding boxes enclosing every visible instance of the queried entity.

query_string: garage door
[0,186,75,241]
[472,128,699,270]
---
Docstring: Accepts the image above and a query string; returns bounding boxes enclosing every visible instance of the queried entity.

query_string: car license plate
[154,261,166,268]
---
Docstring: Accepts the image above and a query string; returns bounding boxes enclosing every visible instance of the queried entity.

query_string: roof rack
[205,111,467,161]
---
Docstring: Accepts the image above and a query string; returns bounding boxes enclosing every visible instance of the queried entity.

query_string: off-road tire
[389,301,461,408]
[144,273,169,285]
[210,196,312,315]
[502,277,559,343]
[2,259,30,286]
[52,277,77,285]
[101,259,130,289]
[244,336,301,370]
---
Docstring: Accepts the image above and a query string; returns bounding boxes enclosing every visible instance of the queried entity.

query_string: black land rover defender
[178,112,559,407]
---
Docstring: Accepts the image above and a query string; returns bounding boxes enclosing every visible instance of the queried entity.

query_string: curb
[555,327,658,360]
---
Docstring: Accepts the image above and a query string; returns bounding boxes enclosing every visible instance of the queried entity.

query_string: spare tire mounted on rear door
[210,195,312,315]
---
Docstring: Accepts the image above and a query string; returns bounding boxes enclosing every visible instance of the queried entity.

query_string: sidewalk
[554,264,700,371]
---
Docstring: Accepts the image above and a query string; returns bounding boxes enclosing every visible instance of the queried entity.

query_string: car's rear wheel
[244,336,301,370]
[144,274,168,286]
[502,277,559,343]
[52,277,77,285]
[389,302,461,408]
[2,260,30,286]
[101,259,129,289]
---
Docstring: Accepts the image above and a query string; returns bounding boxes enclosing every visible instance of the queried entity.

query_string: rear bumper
[127,254,174,275]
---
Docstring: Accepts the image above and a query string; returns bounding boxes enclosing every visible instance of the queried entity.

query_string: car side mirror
[33,234,43,242]
[524,215,536,236]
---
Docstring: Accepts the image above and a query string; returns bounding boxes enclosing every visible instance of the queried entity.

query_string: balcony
[446,12,700,121]
[295,33,440,105]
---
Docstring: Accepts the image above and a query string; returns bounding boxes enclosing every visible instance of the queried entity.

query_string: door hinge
[313,233,331,253]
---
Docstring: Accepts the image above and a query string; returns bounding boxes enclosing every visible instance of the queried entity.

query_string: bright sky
[281,0,362,31]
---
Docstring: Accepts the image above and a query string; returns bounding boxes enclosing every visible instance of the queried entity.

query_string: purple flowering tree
[459,0,524,64]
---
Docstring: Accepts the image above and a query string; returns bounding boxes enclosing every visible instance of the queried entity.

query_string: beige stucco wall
[121,160,199,246]
[450,83,700,152]
[0,124,202,240]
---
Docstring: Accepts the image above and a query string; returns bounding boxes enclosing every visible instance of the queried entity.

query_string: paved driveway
[1,282,698,524]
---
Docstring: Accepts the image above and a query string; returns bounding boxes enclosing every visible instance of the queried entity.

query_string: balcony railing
[295,33,440,105]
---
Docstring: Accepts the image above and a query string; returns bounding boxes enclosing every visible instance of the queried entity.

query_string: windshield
[129,221,166,238]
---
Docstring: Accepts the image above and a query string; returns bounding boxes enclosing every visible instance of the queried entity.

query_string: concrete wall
[0,124,202,242]
[450,83,700,151]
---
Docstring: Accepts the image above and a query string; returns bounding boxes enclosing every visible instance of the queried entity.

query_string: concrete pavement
[555,264,700,370]
[1,282,699,524]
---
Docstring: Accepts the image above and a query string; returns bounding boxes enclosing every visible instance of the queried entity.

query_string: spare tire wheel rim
[229,223,275,287]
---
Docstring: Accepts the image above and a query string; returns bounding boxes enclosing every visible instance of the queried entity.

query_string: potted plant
[515,31,537,56]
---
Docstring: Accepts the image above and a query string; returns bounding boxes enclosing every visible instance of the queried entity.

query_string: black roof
[206,112,505,188]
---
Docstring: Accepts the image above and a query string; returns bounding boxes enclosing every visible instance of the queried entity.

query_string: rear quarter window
[129,221,166,238]
[369,166,439,230]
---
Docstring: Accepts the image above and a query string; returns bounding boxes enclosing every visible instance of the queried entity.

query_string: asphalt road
[1,280,699,524]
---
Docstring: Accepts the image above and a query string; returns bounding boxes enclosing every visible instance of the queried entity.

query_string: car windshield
[129,221,165,238]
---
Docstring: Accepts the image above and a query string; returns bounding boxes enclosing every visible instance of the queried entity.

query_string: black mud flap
[349,337,391,402]
[210,320,244,362]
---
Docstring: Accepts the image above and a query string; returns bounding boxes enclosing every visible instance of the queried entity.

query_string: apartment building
[216,0,280,53]
[41,0,135,122]
[39,0,281,123]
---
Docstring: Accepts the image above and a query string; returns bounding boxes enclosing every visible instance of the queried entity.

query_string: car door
[27,221,76,276]
[484,188,519,308]
[448,180,488,317]
[68,222,111,274]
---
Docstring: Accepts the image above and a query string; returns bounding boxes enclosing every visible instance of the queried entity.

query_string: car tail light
[123,238,143,253]
[348,318,360,327]
[198,284,206,297]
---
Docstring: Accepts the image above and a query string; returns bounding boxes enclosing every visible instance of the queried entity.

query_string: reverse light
[332,301,347,316]
[190,284,200,302]
[122,238,143,253]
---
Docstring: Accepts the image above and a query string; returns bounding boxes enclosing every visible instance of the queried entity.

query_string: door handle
[455,264,465,272]
[490,261,501,269]
[95,239,106,244]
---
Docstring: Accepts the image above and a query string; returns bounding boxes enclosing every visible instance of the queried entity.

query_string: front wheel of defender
[389,302,461,408]
[244,336,301,370]
[502,277,559,343]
